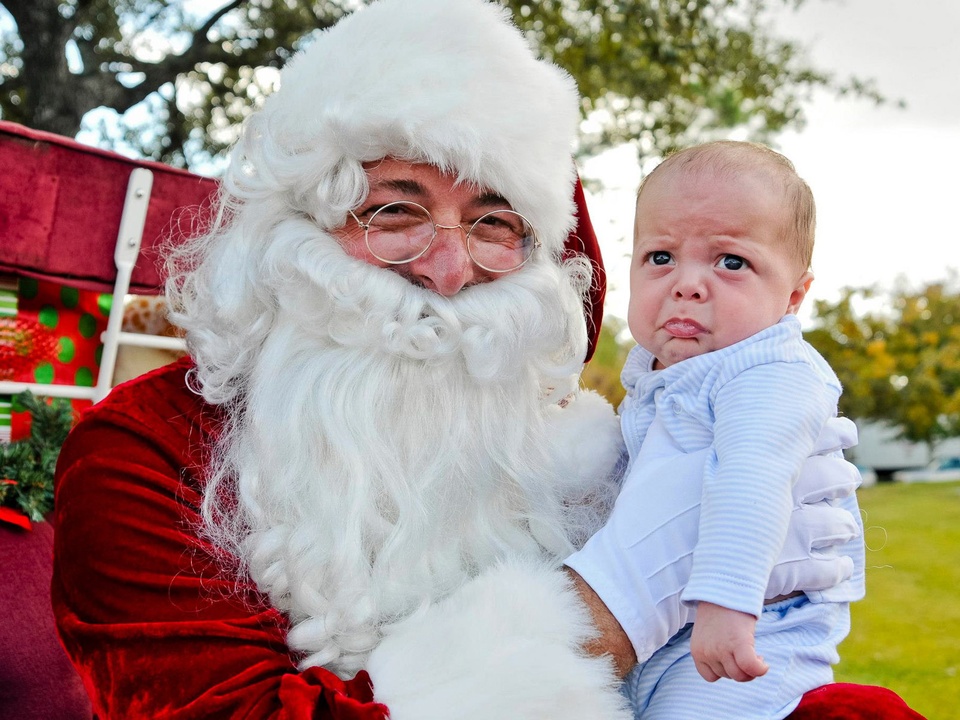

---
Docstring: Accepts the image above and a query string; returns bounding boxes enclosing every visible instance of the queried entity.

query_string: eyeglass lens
[363,202,536,272]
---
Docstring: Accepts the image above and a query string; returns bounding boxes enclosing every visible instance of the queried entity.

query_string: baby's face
[628,167,811,368]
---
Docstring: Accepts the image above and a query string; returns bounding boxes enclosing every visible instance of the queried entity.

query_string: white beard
[195,218,621,677]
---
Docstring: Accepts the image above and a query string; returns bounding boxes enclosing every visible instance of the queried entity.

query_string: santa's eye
[717,254,748,271]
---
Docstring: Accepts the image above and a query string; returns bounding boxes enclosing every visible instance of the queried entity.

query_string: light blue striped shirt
[619,314,865,615]
[565,315,865,665]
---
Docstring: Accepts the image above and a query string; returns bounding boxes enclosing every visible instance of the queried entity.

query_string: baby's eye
[648,251,673,266]
[717,254,748,271]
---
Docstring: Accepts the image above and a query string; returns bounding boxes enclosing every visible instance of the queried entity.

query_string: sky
[584,0,960,326]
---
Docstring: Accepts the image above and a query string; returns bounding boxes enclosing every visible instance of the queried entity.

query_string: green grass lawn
[835,480,960,719]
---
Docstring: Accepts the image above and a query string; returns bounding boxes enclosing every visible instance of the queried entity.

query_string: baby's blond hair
[637,141,816,272]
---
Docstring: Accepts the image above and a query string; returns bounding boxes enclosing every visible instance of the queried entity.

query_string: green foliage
[506,0,883,163]
[581,315,634,407]
[0,391,74,522]
[0,0,885,170]
[805,275,960,453]
[837,480,960,719]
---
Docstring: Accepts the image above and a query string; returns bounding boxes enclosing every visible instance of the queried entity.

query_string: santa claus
[51,0,924,718]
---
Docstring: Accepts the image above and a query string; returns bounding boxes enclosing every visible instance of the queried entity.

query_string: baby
[618,141,865,719]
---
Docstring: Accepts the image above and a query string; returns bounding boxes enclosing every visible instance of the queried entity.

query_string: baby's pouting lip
[663,318,707,338]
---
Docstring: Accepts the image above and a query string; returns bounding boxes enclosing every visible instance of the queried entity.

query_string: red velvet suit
[51,359,925,718]
[52,359,387,718]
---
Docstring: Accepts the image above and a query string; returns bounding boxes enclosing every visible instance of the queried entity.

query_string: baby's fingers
[731,647,769,682]
[693,655,722,683]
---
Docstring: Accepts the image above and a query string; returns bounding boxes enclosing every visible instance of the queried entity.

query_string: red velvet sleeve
[787,683,927,720]
[51,359,389,720]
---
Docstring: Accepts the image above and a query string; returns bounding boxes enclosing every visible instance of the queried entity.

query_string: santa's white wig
[229,0,580,253]
[165,0,624,680]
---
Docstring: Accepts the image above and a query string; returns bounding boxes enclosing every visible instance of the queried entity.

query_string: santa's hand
[767,417,862,598]
[367,558,631,720]
[794,455,861,504]
[810,416,859,460]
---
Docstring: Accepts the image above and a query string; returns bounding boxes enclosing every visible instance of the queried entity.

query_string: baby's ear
[787,271,814,314]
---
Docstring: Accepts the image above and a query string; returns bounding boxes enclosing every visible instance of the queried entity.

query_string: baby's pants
[622,595,849,720]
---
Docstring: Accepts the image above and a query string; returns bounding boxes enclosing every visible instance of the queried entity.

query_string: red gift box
[1,276,108,440]
[0,120,217,439]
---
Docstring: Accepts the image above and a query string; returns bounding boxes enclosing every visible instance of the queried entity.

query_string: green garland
[1,392,74,523]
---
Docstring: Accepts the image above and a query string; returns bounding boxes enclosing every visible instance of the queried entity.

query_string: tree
[804,275,960,455]
[0,0,884,171]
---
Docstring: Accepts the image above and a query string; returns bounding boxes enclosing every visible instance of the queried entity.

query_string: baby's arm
[684,358,839,679]
[690,601,768,682]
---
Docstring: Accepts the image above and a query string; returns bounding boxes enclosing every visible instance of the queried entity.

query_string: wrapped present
[0,276,108,441]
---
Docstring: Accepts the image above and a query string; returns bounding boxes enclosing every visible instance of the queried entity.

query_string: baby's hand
[690,602,769,682]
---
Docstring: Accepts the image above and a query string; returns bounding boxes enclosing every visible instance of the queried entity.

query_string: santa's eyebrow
[370,179,428,196]
[474,191,512,208]
[367,181,512,209]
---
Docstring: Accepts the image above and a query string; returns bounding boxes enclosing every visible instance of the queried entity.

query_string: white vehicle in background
[855,465,878,488]
[891,456,960,483]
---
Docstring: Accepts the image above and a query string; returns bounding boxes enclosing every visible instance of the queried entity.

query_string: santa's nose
[405,225,479,296]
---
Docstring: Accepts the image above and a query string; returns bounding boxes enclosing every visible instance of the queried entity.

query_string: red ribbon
[0,479,32,530]
[0,507,32,531]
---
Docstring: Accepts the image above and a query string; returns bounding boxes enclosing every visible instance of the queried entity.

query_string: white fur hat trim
[259,0,582,254]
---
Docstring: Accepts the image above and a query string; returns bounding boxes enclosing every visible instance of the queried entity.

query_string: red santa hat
[251,0,606,358]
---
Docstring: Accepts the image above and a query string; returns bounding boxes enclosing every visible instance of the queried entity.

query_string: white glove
[564,417,862,662]
[808,416,859,459]
[767,416,863,599]
[764,499,859,598]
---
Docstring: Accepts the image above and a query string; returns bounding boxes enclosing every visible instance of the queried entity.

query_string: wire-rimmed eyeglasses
[347,201,540,273]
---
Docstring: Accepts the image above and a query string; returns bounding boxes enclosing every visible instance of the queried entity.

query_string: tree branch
[77,1,252,116]
[195,0,246,40]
